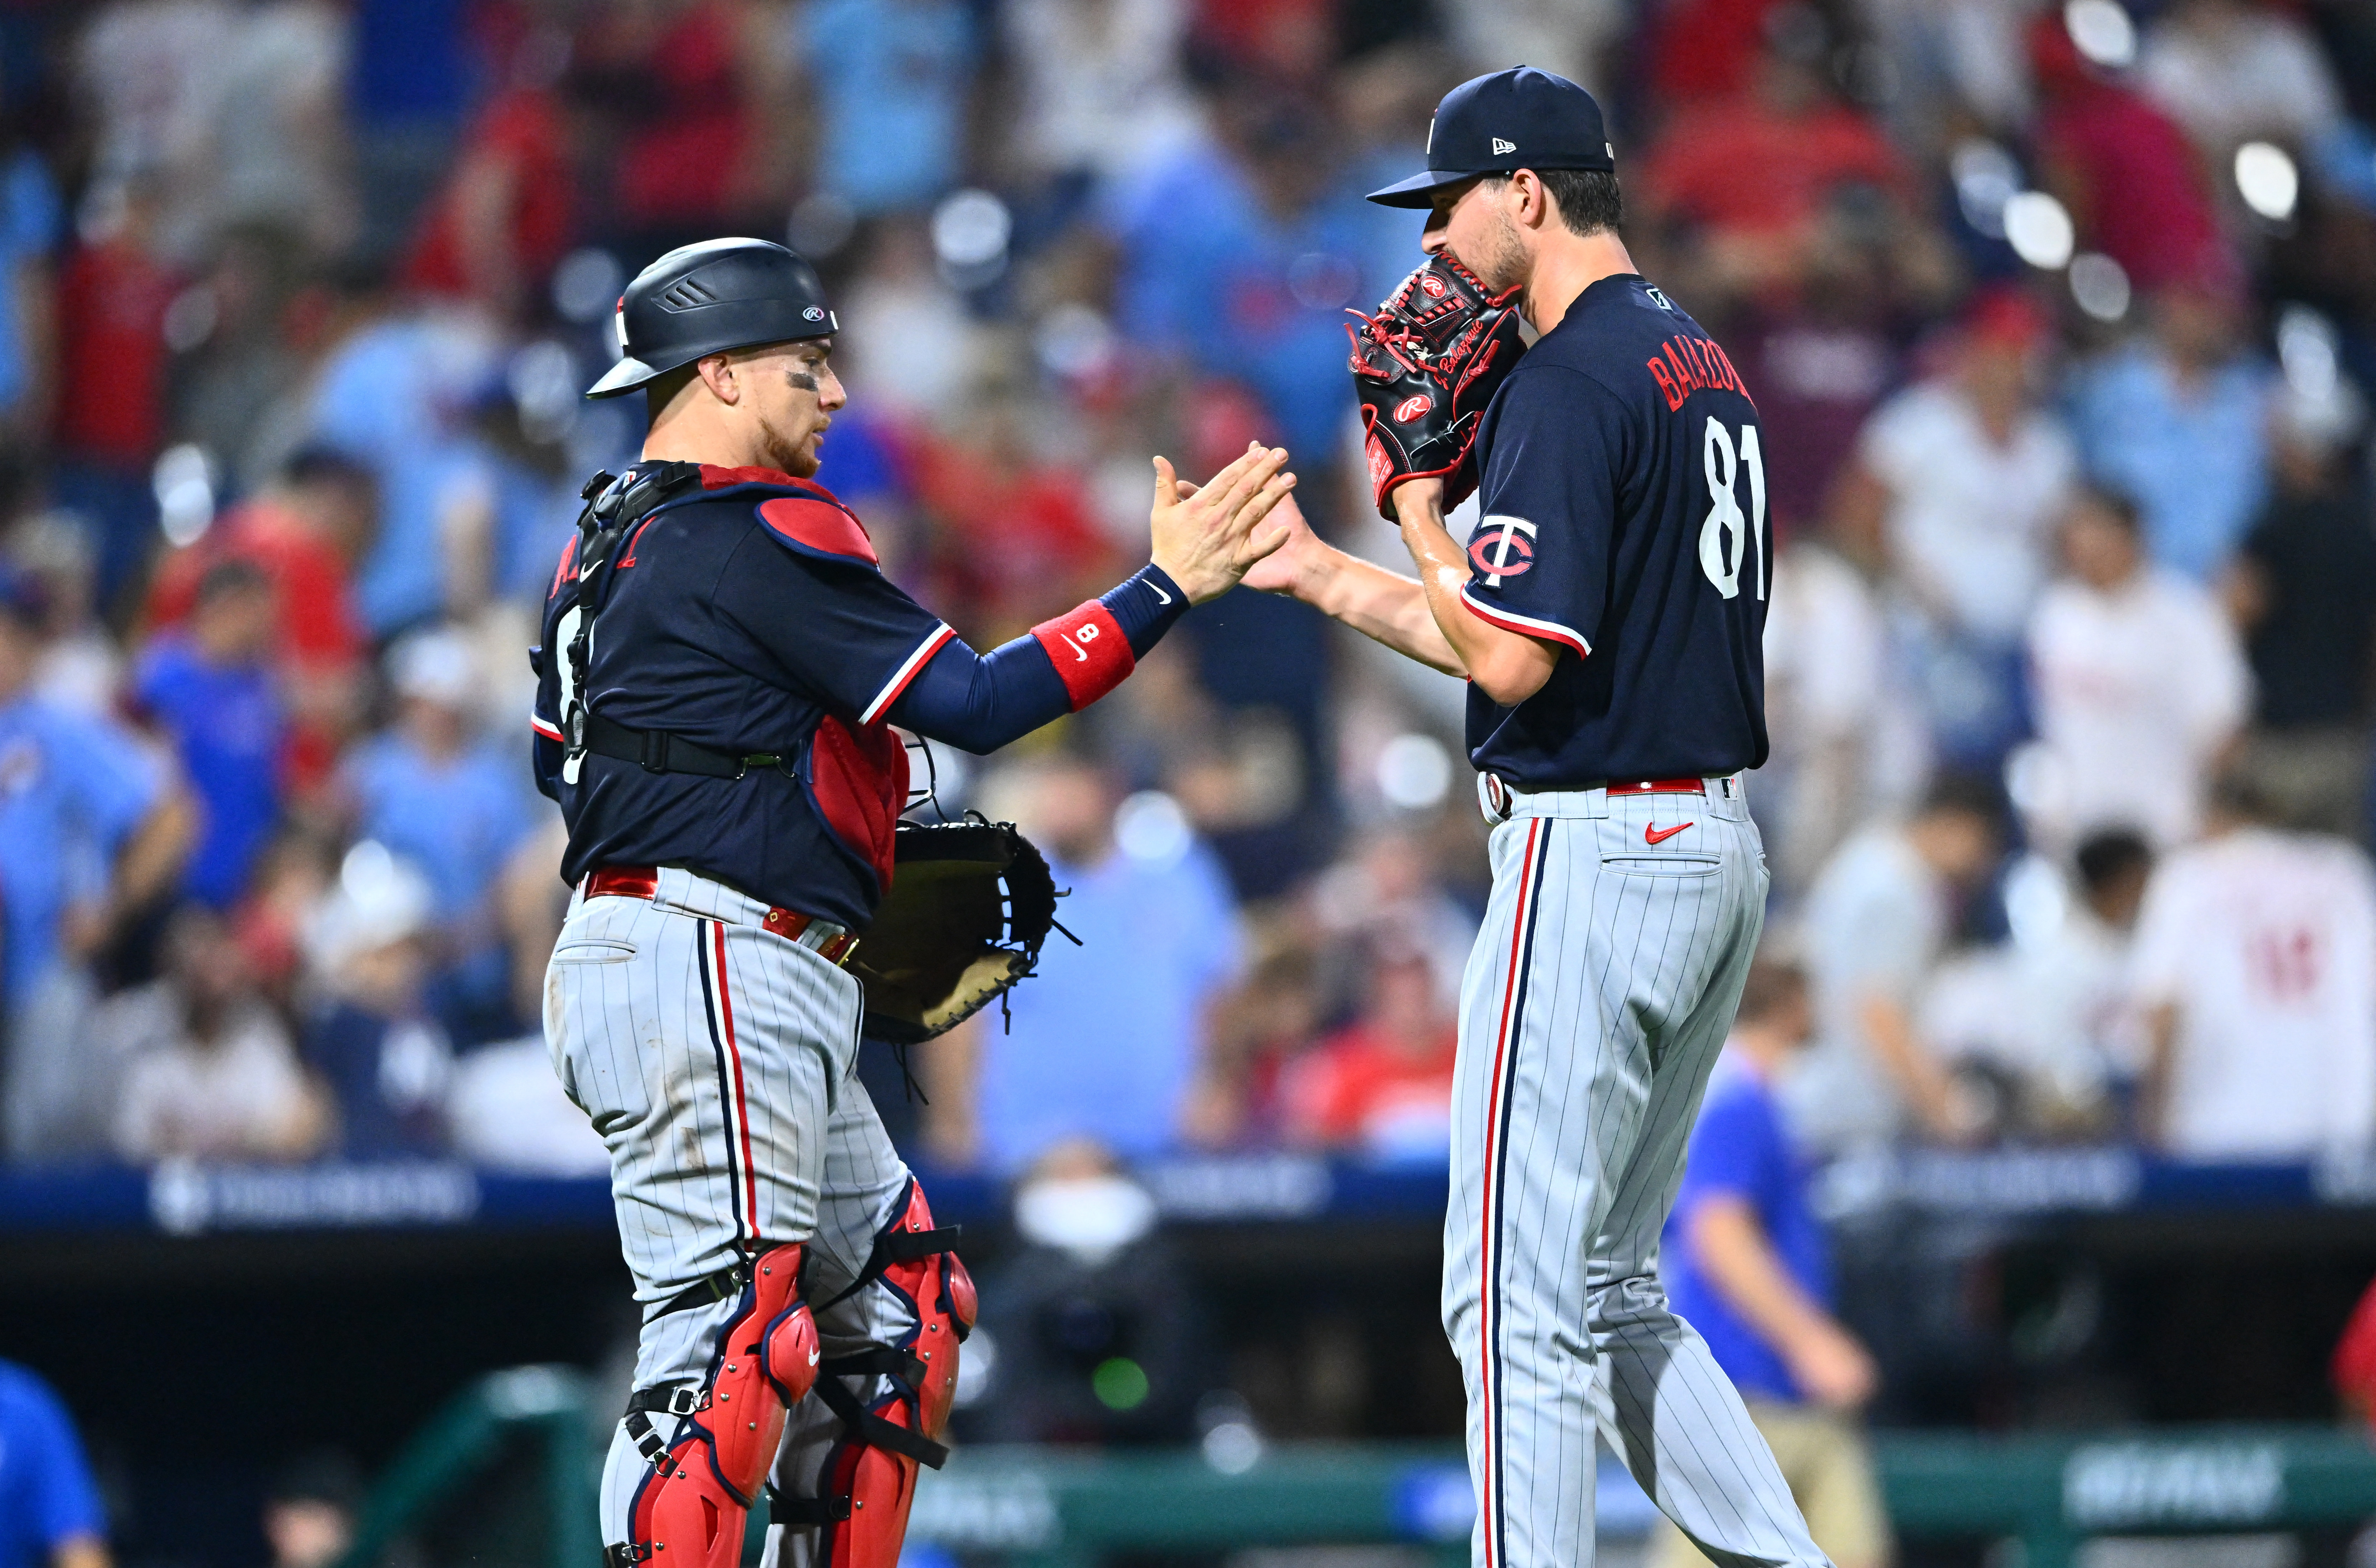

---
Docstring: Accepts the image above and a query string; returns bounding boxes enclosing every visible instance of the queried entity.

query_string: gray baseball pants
[541,867,918,1561]
[1446,777,1830,1568]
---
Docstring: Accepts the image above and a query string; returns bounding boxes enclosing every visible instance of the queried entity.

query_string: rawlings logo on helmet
[1420,273,1449,299]
[1392,393,1432,423]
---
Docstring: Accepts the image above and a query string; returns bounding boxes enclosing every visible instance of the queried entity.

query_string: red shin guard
[805,1181,977,1568]
[623,1243,819,1568]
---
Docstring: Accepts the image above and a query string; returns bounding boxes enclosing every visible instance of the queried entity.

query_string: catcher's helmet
[585,238,839,399]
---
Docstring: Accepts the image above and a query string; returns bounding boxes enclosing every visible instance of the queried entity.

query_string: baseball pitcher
[1242,68,1831,1568]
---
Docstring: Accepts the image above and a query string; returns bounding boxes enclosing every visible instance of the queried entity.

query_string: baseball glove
[1347,254,1528,520]
[852,817,1062,1045]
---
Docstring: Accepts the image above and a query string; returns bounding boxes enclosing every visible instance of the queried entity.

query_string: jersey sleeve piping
[530,711,564,742]
[860,622,958,725]
[1460,585,1592,657]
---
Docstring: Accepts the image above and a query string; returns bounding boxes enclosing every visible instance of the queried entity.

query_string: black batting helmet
[585,238,839,399]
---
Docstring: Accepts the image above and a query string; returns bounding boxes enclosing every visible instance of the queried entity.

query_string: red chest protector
[805,716,909,900]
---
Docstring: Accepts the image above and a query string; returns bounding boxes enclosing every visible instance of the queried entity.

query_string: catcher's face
[1421,176,1529,296]
[737,338,846,479]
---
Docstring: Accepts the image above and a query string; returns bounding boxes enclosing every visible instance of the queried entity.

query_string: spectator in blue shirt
[799,0,978,216]
[1657,957,1891,1568]
[0,1358,110,1568]
[936,753,1240,1173]
[2068,279,2274,582]
[1103,87,1409,464]
[0,142,59,430]
[133,561,285,910]
[305,308,501,638]
[0,568,192,1160]
[342,627,540,1037]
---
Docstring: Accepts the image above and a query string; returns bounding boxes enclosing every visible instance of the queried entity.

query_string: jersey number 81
[1700,418,1767,602]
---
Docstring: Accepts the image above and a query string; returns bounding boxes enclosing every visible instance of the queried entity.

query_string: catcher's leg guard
[615,1243,819,1568]
[774,1179,975,1568]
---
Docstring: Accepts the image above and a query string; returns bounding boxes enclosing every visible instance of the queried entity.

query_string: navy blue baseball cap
[1366,67,1617,209]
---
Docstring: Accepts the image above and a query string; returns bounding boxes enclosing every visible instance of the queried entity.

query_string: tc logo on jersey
[1468,515,1537,585]
[1392,393,1432,423]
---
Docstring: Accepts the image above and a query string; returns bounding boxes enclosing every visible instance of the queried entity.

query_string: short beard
[756,411,820,478]
[1467,209,1529,295]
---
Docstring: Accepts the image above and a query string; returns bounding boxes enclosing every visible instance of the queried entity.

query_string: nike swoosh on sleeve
[1148,579,1173,605]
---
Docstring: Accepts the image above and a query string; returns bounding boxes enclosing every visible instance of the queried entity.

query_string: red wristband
[1031,601,1134,710]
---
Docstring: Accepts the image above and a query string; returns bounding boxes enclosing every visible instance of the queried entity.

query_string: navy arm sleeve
[889,563,1186,753]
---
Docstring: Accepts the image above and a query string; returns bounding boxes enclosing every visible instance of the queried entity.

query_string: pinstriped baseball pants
[1444,780,1830,1568]
[541,868,918,1556]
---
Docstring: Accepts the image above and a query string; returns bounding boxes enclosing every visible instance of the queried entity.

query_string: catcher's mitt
[852,817,1061,1045]
[1347,254,1528,520]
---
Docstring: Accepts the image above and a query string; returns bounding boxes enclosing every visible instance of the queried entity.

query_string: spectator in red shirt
[401,80,577,320]
[51,178,178,613]
[1638,23,1915,311]
[1281,932,1459,1161]
[573,0,792,248]
[145,447,372,791]
[2030,10,2229,294]
[902,397,1116,639]
[1647,0,1788,105]
[2334,1271,2376,1427]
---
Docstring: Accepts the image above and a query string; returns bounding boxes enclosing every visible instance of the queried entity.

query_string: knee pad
[778,1178,975,1568]
[614,1243,819,1568]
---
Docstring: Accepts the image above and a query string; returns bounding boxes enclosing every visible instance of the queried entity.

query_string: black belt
[581,710,788,781]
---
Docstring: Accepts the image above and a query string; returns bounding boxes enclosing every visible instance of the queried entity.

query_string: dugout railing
[330,1365,2376,1568]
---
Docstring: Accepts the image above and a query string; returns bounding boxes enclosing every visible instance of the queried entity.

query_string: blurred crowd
[0,0,2372,1181]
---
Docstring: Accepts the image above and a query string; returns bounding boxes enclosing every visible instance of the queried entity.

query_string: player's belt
[1598,778,1707,795]
[584,864,861,966]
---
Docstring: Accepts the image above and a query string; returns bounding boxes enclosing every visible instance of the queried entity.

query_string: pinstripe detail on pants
[1444,784,1831,1568]
[1480,818,1550,1568]
[697,919,761,1251]
[544,867,938,1555]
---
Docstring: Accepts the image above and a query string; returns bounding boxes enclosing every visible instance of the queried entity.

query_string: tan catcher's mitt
[851,817,1062,1043]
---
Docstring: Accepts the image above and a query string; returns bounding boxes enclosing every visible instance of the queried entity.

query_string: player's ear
[696,351,741,405]
[1512,170,1548,230]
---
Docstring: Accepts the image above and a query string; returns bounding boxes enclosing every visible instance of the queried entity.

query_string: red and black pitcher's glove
[1347,254,1528,520]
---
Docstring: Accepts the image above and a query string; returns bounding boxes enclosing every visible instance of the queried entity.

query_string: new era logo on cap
[1365,66,1616,209]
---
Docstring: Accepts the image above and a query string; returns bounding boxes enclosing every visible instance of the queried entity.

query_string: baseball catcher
[531,237,1294,1568]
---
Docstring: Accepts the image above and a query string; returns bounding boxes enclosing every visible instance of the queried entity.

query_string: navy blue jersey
[532,466,950,928]
[1460,274,1770,788]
